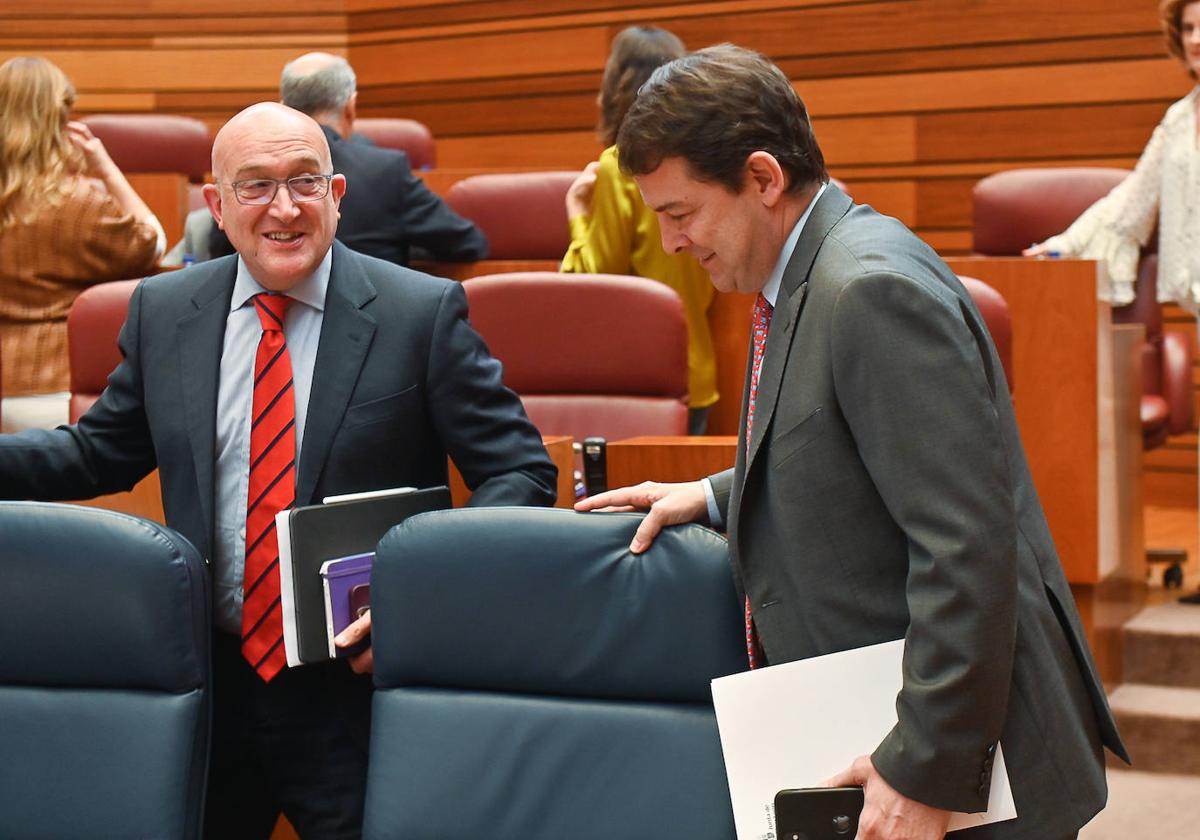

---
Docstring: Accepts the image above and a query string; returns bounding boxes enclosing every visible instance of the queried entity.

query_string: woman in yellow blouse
[561,26,719,433]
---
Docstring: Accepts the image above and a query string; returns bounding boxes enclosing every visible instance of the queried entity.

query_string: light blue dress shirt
[212,249,332,635]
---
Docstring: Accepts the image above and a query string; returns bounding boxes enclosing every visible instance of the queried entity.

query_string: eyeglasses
[221,174,334,206]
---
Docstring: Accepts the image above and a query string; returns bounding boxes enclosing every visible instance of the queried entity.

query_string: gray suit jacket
[0,240,556,561]
[710,186,1127,837]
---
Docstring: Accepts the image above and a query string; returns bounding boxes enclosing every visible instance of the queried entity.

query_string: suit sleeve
[0,282,158,500]
[829,271,1017,812]
[424,281,557,507]
[395,155,489,262]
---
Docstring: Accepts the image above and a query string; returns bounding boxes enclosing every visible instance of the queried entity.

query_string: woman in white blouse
[1025,0,1200,314]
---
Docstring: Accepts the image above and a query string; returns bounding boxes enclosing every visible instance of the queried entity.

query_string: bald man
[0,102,556,838]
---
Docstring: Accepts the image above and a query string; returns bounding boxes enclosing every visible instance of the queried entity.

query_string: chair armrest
[1161,330,1194,435]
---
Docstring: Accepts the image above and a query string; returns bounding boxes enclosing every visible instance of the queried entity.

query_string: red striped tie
[744,292,773,669]
[241,293,296,682]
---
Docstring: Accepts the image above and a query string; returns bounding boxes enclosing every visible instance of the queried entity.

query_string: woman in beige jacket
[0,57,163,430]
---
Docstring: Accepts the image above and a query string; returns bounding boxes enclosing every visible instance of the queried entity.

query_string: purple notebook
[320,552,374,658]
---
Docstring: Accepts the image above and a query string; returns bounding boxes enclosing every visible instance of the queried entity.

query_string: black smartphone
[774,786,864,840]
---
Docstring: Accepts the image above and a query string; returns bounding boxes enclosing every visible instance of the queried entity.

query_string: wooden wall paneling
[436,130,599,169]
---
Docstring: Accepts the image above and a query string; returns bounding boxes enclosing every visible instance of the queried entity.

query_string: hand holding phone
[774,786,863,840]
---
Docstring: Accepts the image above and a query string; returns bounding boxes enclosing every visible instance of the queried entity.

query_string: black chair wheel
[1163,563,1184,589]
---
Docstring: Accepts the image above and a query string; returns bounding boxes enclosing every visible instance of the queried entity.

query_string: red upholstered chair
[445,172,578,260]
[972,167,1193,449]
[353,117,436,170]
[461,272,689,441]
[957,275,1014,393]
[67,279,139,422]
[80,114,211,184]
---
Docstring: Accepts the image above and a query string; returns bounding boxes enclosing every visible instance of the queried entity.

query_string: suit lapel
[744,184,852,472]
[177,262,237,554]
[295,242,378,505]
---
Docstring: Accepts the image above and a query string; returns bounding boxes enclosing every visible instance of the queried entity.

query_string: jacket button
[986,743,997,758]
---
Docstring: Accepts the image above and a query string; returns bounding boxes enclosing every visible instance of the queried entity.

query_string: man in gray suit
[0,102,555,838]
[579,45,1127,840]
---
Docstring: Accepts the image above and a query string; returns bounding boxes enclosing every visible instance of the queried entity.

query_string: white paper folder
[710,638,1017,840]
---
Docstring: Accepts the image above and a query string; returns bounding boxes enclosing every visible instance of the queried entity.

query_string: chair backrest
[68,278,139,422]
[364,506,744,840]
[445,171,578,259]
[971,167,1128,256]
[957,275,1014,392]
[353,117,436,169]
[0,502,210,839]
[462,272,689,440]
[81,114,212,183]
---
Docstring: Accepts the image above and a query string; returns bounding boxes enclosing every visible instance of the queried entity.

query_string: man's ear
[202,183,224,229]
[744,151,787,208]
[344,91,357,126]
[330,173,347,217]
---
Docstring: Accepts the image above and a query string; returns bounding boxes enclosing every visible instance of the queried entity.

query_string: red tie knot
[253,293,293,332]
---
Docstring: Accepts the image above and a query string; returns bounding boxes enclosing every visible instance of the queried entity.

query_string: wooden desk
[449,435,575,508]
[606,435,737,489]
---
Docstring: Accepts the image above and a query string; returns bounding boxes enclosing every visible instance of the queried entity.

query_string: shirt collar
[761,181,828,307]
[230,247,332,313]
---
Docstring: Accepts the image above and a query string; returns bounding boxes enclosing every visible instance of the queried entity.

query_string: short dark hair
[597,26,686,147]
[617,44,827,194]
[1161,0,1197,77]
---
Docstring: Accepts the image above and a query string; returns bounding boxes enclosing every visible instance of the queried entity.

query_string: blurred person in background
[561,26,719,434]
[1025,0,1200,311]
[0,56,164,431]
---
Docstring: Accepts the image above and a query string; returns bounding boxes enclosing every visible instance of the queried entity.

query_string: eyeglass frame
[217,173,336,206]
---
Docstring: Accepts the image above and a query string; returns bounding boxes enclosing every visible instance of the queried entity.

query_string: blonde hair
[0,57,83,230]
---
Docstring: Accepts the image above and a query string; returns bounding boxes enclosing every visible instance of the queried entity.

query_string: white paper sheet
[711,639,1016,840]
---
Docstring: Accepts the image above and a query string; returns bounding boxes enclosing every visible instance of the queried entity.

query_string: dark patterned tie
[241,293,296,682]
[744,292,773,669]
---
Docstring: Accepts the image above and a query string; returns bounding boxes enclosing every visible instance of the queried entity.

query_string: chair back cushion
[353,117,436,169]
[365,507,744,840]
[0,502,210,839]
[445,171,578,259]
[81,114,212,183]
[971,167,1128,255]
[463,272,689,439]
[67,278,139,421]
[957,276,1014,392]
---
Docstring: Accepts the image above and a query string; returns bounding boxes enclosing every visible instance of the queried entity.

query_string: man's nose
[659,222,689,255]
[267,185,301,219]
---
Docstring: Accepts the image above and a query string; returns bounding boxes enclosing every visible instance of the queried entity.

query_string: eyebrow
[233,156,324,179]
[650,200,686,214]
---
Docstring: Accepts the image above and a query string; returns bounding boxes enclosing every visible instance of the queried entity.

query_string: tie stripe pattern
[744,292,774,669]
[241,293,296,682]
